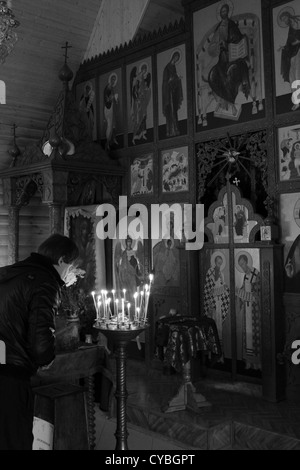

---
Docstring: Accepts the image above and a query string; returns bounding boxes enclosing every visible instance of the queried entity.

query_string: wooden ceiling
[0,0,184,171]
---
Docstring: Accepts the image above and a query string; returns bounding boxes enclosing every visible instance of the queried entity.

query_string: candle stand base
[94,324,147,450]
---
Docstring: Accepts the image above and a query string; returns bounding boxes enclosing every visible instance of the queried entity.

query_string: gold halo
[139,62,148,74]
[211,251,226,270]
[293,198,300,228]
[170,48,182,65]
[120,235,137,251]
[84,81,93,93]
[164,237,174,249]
[108,72,118,86]
[277,6,295,28]
[235,250,253,273]
[216,1,234,21]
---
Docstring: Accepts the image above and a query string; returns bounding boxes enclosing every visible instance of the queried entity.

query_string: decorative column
[3,177,19,263]
[48,203,64,234]
[7,205,19,263]
[42,169,68,234]
[86,375,96,450]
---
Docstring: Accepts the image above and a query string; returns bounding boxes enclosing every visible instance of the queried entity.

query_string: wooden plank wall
[0,180,50,267]
[19,196,50,262]
[0,182,8,267]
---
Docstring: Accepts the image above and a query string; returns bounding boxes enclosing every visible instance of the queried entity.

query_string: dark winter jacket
[0,253,65,377]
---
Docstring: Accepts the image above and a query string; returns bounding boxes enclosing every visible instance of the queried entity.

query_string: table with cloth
[155,315,222,412]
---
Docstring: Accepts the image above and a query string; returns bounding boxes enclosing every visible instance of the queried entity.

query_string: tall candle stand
[93,325,147,450]
[92,276,153,450]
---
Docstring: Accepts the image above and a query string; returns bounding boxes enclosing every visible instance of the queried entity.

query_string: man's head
[171,52,180,64]
[238,254,248,272]
[220,3,230,19]
[279,11,291,25]
[215,255,223,269]
[38,234,79,282]
[125,235,133,249]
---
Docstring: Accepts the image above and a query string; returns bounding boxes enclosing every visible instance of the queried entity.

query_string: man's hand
[38,359,54,372]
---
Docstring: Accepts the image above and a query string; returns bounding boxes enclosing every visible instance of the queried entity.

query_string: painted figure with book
[277,6,300,111]
[194,0,264,128]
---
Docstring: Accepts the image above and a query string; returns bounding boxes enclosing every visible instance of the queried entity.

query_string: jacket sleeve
[27,281,59,367]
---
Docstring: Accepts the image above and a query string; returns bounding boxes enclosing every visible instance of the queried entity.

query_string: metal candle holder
[93,324,147,450]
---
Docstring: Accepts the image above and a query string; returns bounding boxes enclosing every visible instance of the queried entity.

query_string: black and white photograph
[1,0,300,452]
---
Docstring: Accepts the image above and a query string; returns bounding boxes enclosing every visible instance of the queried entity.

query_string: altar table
[155,315,222,413]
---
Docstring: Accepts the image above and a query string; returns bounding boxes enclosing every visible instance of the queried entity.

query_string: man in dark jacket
[0,234,79,450]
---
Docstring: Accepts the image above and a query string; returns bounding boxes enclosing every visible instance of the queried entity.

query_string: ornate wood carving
[48,204,64,234]
[15,174,43,207]
[196,130,275,219]
[67,172,122,206]
[42,170,68,204]
[2,177,16,206]
[77,18,185,74]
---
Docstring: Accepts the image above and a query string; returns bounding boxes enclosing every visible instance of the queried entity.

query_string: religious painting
[260,225,272,241]
[202,248,231,361]
[126,57,154,147]
[278,124,300,182]
[272,1,300,115]
[64,205,106,294]
[151,210,183,288]
[193,0,265,132]
[234,248,261,371]
[98,68,123,150]
[130,153,154,197]
[280,192,300,293]
[75,78,97,141]
[112,215,148,306]
[205,189,259,244]
[161,146,189,194]
[156,44,188,140]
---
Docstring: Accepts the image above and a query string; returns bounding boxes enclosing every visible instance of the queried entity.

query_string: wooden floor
[103,358,300,450]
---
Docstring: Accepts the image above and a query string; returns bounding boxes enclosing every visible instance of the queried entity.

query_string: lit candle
[105,299,110,321]
[121,299,125,323]
[115,299,119,319]
[123,289,126,302]
[107,298,112,319]
[127,303,131,322]
[149,274,154,286]
[97,298,101,321]
[100,290,105,319]
[91,291,97,313]
[134,292,138,320]
[139,291,144,310]
[112,289,116,312]
[144,291,150,323]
